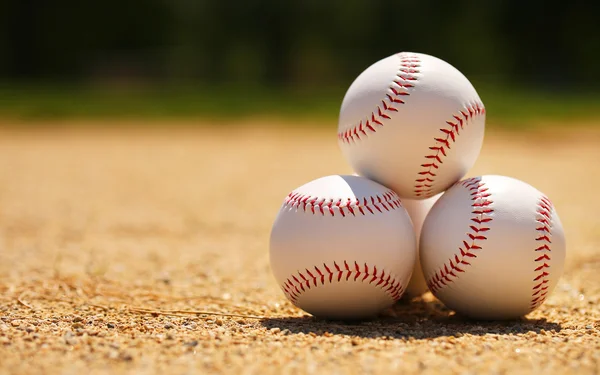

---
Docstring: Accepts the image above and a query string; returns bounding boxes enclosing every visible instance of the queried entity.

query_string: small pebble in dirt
[120,352,133,361]
[164,323,174,330]
[215,318,224,326]
[64,331,77,346]
[184,340,199,347]
[107,323,116,329]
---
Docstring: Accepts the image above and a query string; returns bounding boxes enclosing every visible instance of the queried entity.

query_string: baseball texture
[269,175,417,320]
[338,52,485,200]
[420,175,566,320]
[401,193,441,298]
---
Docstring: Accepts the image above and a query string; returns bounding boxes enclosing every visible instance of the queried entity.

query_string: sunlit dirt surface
[0,123,598,374]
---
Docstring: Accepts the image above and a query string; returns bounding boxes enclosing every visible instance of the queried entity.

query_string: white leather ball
[269,175,417,320]
[401,193,441,298]
[420,175,566,320]
[338,52,485,199]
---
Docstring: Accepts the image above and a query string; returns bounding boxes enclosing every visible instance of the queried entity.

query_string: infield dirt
[0,123,599,374]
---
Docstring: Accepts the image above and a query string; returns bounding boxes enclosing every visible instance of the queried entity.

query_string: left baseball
[269,175,417,320]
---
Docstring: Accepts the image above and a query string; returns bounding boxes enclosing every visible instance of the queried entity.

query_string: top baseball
[338,52,486,199]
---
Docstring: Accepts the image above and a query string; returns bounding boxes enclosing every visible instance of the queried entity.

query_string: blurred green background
[0,0,598,126]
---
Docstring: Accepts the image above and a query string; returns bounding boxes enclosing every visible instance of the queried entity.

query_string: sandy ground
[0,123,599,375]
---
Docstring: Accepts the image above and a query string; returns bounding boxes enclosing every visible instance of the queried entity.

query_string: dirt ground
[0,122,599,375]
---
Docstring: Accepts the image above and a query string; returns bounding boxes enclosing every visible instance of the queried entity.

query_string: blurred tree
[0,0,598,88]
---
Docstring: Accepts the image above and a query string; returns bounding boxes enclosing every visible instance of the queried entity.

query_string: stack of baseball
[269,52,566,321]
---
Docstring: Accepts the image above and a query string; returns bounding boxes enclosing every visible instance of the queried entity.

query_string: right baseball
[420,175,566,320]
[338,52,485,199]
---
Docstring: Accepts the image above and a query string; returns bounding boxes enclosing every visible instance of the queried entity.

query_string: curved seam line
[414,103,486,198]
[530,195,553,309]
[281,260,404,304]
[426,178,493,294]
[337,52,421,144]
[282,189,403,217]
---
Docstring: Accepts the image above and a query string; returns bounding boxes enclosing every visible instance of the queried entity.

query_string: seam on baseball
[283,189,403,217]
[337,53,421,144]
[414,103,486,198]
[281,260,405,303]
[426,177,493,293]
[530,195,554,310]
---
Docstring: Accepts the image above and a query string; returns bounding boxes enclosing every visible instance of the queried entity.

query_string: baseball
[269,174,417,320]
[401,193,442,298]
[420,175,566,320]
[338,52,485,199]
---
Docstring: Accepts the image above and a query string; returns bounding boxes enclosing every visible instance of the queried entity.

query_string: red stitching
[426,177,493,294]
[283,189,403,217]
[282,261,404,304]
[414,102,486,198]
[531,196,553,310]
[337,53,420,144]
